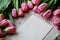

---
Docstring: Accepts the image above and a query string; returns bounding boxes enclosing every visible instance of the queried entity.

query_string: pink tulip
[4,27,16,35]
[12,8,17,18]
[33,6,39,13]
[53,9,60,16]
[53,18,60,26]
[51,16,58,22]
[0,14,4,21]
[7,20,15,27]
[18,8,24,17]
[43,10,52,19]
[0,19,8,27]
[31,0,40,5]
[21,3,29,12]
[5,20,16,35]
[27,1,34,9]
[38,3,47,12]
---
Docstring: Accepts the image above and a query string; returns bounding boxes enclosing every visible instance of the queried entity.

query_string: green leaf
[7,3,15,25]
[12,0,19,11]
[54,33,60,40]
[46,0,54,10]
[43,0,50,3]
[7,10,15,25]
[15,0,19,11]
[12,0,16,8]
[49,0,58,11]
[0,0,11,12]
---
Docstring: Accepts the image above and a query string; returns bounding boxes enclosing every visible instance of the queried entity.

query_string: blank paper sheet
[10,15,53,40]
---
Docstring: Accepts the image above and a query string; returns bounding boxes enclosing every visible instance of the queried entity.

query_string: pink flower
[5,20,16,35]
[33,6,39,13]
[0,19,8,27]
[4,27,16,35]
[43,10,52,19]
[12,8,17,18]
[53,18,60,26]
[31,0,40,5]
[18,8,24,17]
[7,20,15,27]
[38,3,47,12]
[21,3,29,12]
[53,9,60,16]
[51,16,58,22]
[27,1,34,9]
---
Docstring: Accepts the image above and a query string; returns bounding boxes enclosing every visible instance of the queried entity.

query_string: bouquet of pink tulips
[0,0,60,40]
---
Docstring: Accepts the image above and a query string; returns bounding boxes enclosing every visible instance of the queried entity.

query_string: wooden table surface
[4,11,59,40]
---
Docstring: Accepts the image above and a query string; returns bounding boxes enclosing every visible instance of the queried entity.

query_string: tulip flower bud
[53,18,60,26]
[43,10,52,19]
[33,6,39,13]
[53,9,60,16]
[6,20,16,35]
[18,8,24,17]
[31,0,40,5]
[0,19,8,27]
[51,16,58,22]
[12,8,17,18]
[38,3,47,12]
[27,1,34,9]
[7,20,15,27]
[21,3,29,12]
[0,14,4,21]
[4,27,16,35]
[0,29,3,37]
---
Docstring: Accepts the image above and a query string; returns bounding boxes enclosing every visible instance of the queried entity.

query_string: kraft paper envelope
[10,15,53,40]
